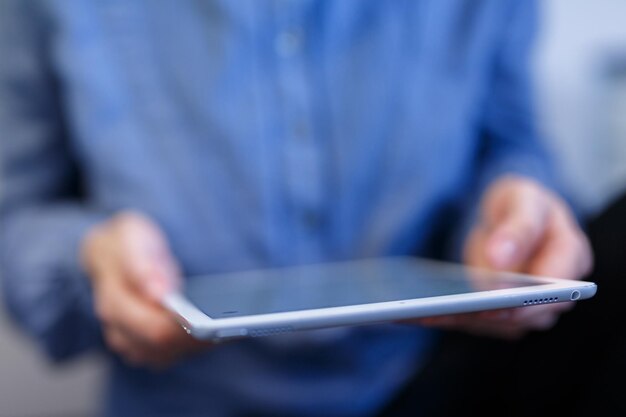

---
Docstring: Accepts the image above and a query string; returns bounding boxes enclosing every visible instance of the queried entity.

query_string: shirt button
[275,29,302,57]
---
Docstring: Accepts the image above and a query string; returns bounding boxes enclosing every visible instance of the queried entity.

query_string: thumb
[118,213,182,301]
[482,185,550,270]
[133,248,181,301]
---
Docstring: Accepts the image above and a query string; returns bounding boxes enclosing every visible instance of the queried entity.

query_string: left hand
[418,175,593,340]
[82,211,212,368]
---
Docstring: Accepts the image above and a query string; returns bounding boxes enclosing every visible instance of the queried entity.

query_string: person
[0,1,592,416]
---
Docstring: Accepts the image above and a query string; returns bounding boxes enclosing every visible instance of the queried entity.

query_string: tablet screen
[183,258,551,319]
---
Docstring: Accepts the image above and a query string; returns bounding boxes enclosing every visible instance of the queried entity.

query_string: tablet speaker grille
[248,326,294,338]
[522,297,558,306]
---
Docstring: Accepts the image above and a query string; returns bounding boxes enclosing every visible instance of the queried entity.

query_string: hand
[81,211,210,368]
[419,175,593,339]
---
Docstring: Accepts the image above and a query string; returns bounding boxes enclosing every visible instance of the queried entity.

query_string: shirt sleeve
[0,0,105,361]
[448,0,565,260]
[477,0,557,191]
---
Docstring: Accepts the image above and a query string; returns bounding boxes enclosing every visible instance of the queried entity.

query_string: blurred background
[537,0,626,215]
[1,0,625,416]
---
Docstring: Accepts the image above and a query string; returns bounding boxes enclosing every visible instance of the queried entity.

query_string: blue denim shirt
[0,1,552,416]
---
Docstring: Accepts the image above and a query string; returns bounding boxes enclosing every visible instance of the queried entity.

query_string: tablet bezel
[163,258,597,341]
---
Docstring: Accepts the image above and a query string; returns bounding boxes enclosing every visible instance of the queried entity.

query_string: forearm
[0,0,108,361]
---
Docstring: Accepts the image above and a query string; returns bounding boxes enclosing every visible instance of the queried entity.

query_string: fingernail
[489,236,518,268]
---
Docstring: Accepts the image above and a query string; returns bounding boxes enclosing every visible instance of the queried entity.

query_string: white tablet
[163,257,597,341]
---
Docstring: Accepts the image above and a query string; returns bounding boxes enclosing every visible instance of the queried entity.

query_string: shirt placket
[273,1,326,262]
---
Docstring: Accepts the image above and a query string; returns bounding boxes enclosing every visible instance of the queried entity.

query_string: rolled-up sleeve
[0,0,104,361]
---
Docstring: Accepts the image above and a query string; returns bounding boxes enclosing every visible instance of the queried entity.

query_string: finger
[114,212,182,300]
[419,315,526,340]
[483,186,550,270]
[418,311,500,327]
[119,298,190,353]
[104,326,136,359]
[104,327,155,366]
[509,302,573,326]
[467,304,569,329]
[464,227,491,268]
[99,274,192,353]
[460,321,527,341]
[419,304,566,336]
[467,304,566,332]
[527,208,592,280]
[127,260,180,302]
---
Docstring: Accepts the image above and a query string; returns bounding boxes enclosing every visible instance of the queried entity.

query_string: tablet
[163,257,597,341]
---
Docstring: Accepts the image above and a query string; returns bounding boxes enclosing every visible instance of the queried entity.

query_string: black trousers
[377,193,626,417]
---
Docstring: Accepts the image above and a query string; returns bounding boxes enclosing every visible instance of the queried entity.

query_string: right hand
[81,211,210,368]
[416,176,592,339]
